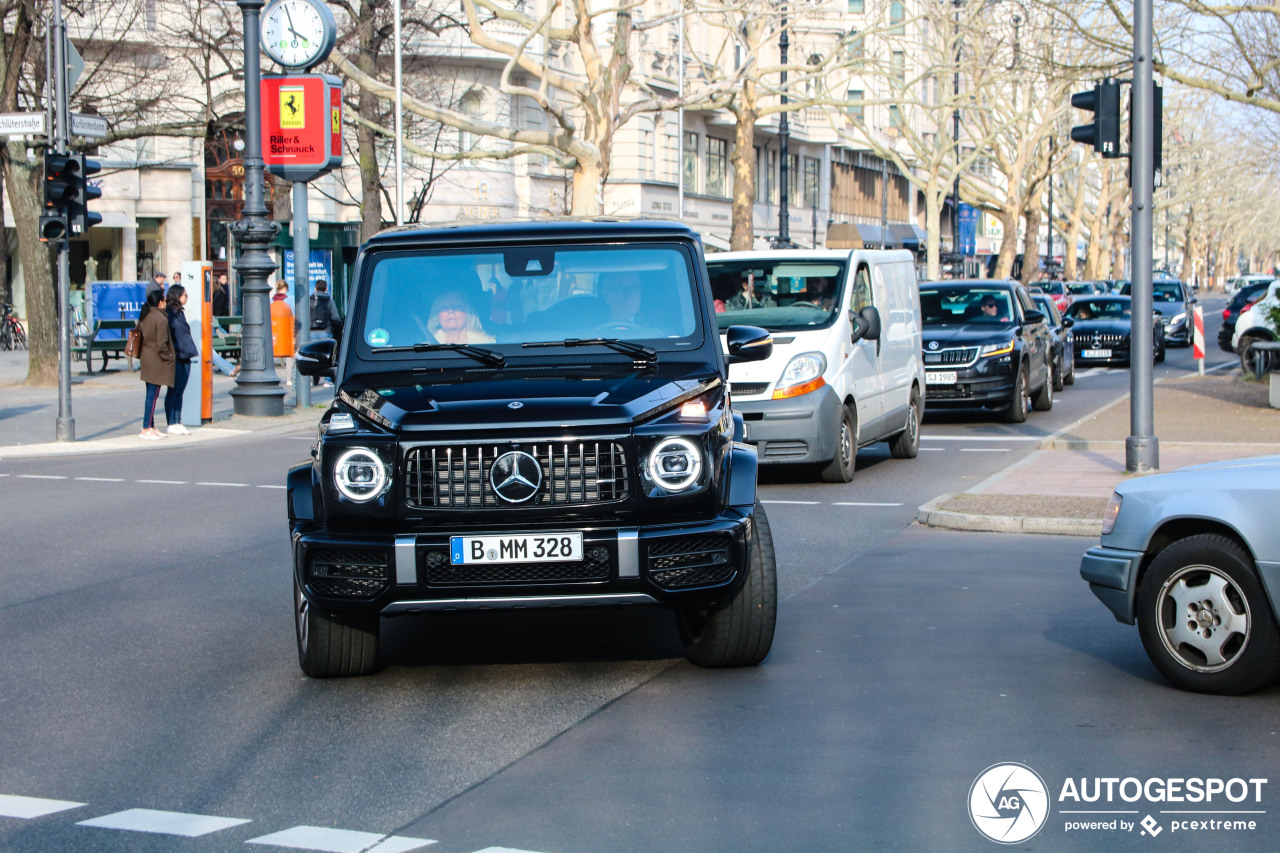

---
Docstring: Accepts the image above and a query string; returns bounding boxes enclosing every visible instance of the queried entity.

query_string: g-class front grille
[421,546,612,585]
[404,441,629,509]
[308,549,389,598]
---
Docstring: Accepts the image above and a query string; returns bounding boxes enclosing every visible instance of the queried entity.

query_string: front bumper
[1162,318,1190,345]
[1080,545,1144,624]
[294,510,754,614]
[922,358,1016,410]
[734,384,841,465]
[1074,345,1132,366]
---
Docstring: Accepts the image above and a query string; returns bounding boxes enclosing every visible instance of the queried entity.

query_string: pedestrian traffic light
[1070,79,1121,157]
[68,154,103,235]
[39,149,76,243]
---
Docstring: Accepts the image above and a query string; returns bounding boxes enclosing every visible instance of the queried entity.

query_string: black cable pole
[773,3,794,249]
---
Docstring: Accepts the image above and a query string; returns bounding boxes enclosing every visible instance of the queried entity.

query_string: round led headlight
[647,437,703,492]
[333,447,389,502]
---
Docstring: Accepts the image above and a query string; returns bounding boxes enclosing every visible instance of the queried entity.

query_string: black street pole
[952,0,962,274]
[51,0,73,441]
[772,4,793,249]
[1047,137,1054,276]
[231,0,285,417]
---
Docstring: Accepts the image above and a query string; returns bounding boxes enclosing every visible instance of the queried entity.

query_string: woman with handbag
[137,289,175,440]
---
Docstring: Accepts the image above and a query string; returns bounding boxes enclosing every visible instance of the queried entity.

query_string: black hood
[335,361,721,433]
[1069,318,1133,336]
[922,324,1018,346]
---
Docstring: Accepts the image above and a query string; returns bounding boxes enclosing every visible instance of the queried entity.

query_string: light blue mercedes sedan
[1080,455,1280,695]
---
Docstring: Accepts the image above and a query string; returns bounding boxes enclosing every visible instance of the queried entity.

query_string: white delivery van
[707,249,925,482]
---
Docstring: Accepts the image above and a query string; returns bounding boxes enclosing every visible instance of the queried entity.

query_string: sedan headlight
[980,339,1015,358]
[644,437,704,493]
[773,352,826,399]
[1101,492,1123,535]
[333,447,391,502]
[1170,312,1186,326]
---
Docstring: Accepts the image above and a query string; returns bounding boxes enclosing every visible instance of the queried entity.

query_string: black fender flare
[727,442,759,509]
[287,462,316,523]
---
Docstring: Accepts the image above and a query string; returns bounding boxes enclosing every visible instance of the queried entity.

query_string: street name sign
[70,114,108,139]
[0,112,46,137]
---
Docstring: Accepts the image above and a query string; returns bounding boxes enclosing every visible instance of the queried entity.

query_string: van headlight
[333,447,390,502]
[773,352,826,399]
[644,437,704,493]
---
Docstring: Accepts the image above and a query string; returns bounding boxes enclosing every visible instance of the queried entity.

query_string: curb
[1038,438,1280,452]
[916,493,1103,538]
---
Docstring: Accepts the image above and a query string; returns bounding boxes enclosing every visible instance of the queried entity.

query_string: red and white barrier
[1193,304,1205,374]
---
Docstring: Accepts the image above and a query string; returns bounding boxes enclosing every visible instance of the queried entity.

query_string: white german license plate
[450,533,583,565]
[1082,349,1112,358]
[926,371,957,385]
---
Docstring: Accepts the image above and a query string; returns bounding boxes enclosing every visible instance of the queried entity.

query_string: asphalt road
[3,294,1275,853]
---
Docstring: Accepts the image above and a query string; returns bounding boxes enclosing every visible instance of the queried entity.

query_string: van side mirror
[724,325,773,364]
[297,338,337,377]
[851,306,881,343]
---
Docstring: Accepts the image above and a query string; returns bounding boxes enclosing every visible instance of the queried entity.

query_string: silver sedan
[1080,456,1280,694]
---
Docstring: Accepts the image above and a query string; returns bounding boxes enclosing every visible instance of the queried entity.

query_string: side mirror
[1153,309,1163,316]
[1024,309,1046,324]
[851,305,881,343]
[297,338,337,377]
[724,325,773,364]
[1062,317,1075,329]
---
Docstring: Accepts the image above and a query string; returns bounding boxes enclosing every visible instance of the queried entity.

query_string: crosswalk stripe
[0,794,85,819]
[76,808,251,837]
[246,825,435,852]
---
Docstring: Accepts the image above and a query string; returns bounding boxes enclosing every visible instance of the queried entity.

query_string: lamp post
[951,0,963,273]
[230,0,285,417]
[771,2,795,249]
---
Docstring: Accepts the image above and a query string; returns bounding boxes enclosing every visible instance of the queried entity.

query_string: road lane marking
[760,500,821,505]
[834,501,903,507]
[0,794,85,819]
[137,479,188,485]
[77,808,250,837]
[17,474,67,479]
[246,825,435,852]
[257,484,287,490]
[919,447,945,451]
[959,448,1011,452]
[922,435,1041,442]
[195,482,249,487]
[75,477,126,482]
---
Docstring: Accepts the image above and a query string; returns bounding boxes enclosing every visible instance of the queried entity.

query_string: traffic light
[1153,82,1163,174]
[1070,79,1121,157]
[39,149,76,243]
[68,154,102,235]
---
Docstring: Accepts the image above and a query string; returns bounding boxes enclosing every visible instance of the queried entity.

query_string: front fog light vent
[334,447,389,502]
[647,437,702,492]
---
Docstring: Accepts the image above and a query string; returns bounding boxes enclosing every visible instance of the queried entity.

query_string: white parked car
[707,250,924,483]
[1231,280,1280,373]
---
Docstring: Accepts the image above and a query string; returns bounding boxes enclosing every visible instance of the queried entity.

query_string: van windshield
[353,243,702,356]
[706,259,849,332]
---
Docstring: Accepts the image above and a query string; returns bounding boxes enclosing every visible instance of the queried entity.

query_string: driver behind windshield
[726,273,776,310]
[601,270,644,323]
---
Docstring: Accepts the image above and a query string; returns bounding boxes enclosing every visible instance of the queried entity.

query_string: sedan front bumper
[1080,545,1145,624]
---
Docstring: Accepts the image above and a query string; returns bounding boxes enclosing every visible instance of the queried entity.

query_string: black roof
[920,279,1023,289]
[364,217,701,247]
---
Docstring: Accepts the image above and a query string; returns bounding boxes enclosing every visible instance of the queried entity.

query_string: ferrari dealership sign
[261,74,342,182]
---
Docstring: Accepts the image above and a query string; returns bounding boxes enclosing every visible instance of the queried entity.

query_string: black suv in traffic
[918,280,1053,423]
[290,220,777,676]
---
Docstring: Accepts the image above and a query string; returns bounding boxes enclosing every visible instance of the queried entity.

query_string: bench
[72,318,137,374]
[212,315,242,361]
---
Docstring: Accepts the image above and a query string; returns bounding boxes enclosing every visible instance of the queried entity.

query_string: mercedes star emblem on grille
[1092,335,1102,348]
[508,401,524,409]
[490,451,542,503]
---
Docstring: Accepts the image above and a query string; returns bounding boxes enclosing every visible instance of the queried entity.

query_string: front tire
[1003,365,1029,423]
[1135,535,1280,695]
[295,577,380,677]
[888,387,921,459]
[679,504,778,667]
[820,404,857,483]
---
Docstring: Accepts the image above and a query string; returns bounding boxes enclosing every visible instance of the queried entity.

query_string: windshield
[1066,282,1097,295]
[1040,282,1065,295]
[1066,299,1131,320]
[706,259,849,332]
[920,286,1017,327]
[1119,281,1183,301]
[354,243,702,356]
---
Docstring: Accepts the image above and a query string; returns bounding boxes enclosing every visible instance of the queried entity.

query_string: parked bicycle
[1,303,27,351]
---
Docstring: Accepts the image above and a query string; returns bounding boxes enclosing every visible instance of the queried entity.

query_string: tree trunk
[5,143,57,386]
[1020,184,1043,285]
[1063,173,1086,281]
[993,207,1018,280]
[924,187,942,280]
[571,158,605,216]
[729,102,759,251]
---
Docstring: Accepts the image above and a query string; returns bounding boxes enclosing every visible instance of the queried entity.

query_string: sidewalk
[917,368,1280,536]
[0,349,328,458]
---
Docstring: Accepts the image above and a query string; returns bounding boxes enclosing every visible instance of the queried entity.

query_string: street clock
[261,0,337,71]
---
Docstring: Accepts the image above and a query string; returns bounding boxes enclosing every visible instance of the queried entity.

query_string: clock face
[262,0,334,69]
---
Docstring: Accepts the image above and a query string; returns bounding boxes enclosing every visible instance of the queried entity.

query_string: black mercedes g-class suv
[289,219,777,676]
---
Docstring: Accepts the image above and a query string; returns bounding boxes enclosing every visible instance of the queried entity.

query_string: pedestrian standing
[271,281,296,386]
[164,284,199,434]
[137,290,175,440]
[211,273,230,317]
[309,280,340,387]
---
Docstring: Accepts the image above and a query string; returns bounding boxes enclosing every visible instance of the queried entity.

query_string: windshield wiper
[523,338,658,363]
[376,341,505,367]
